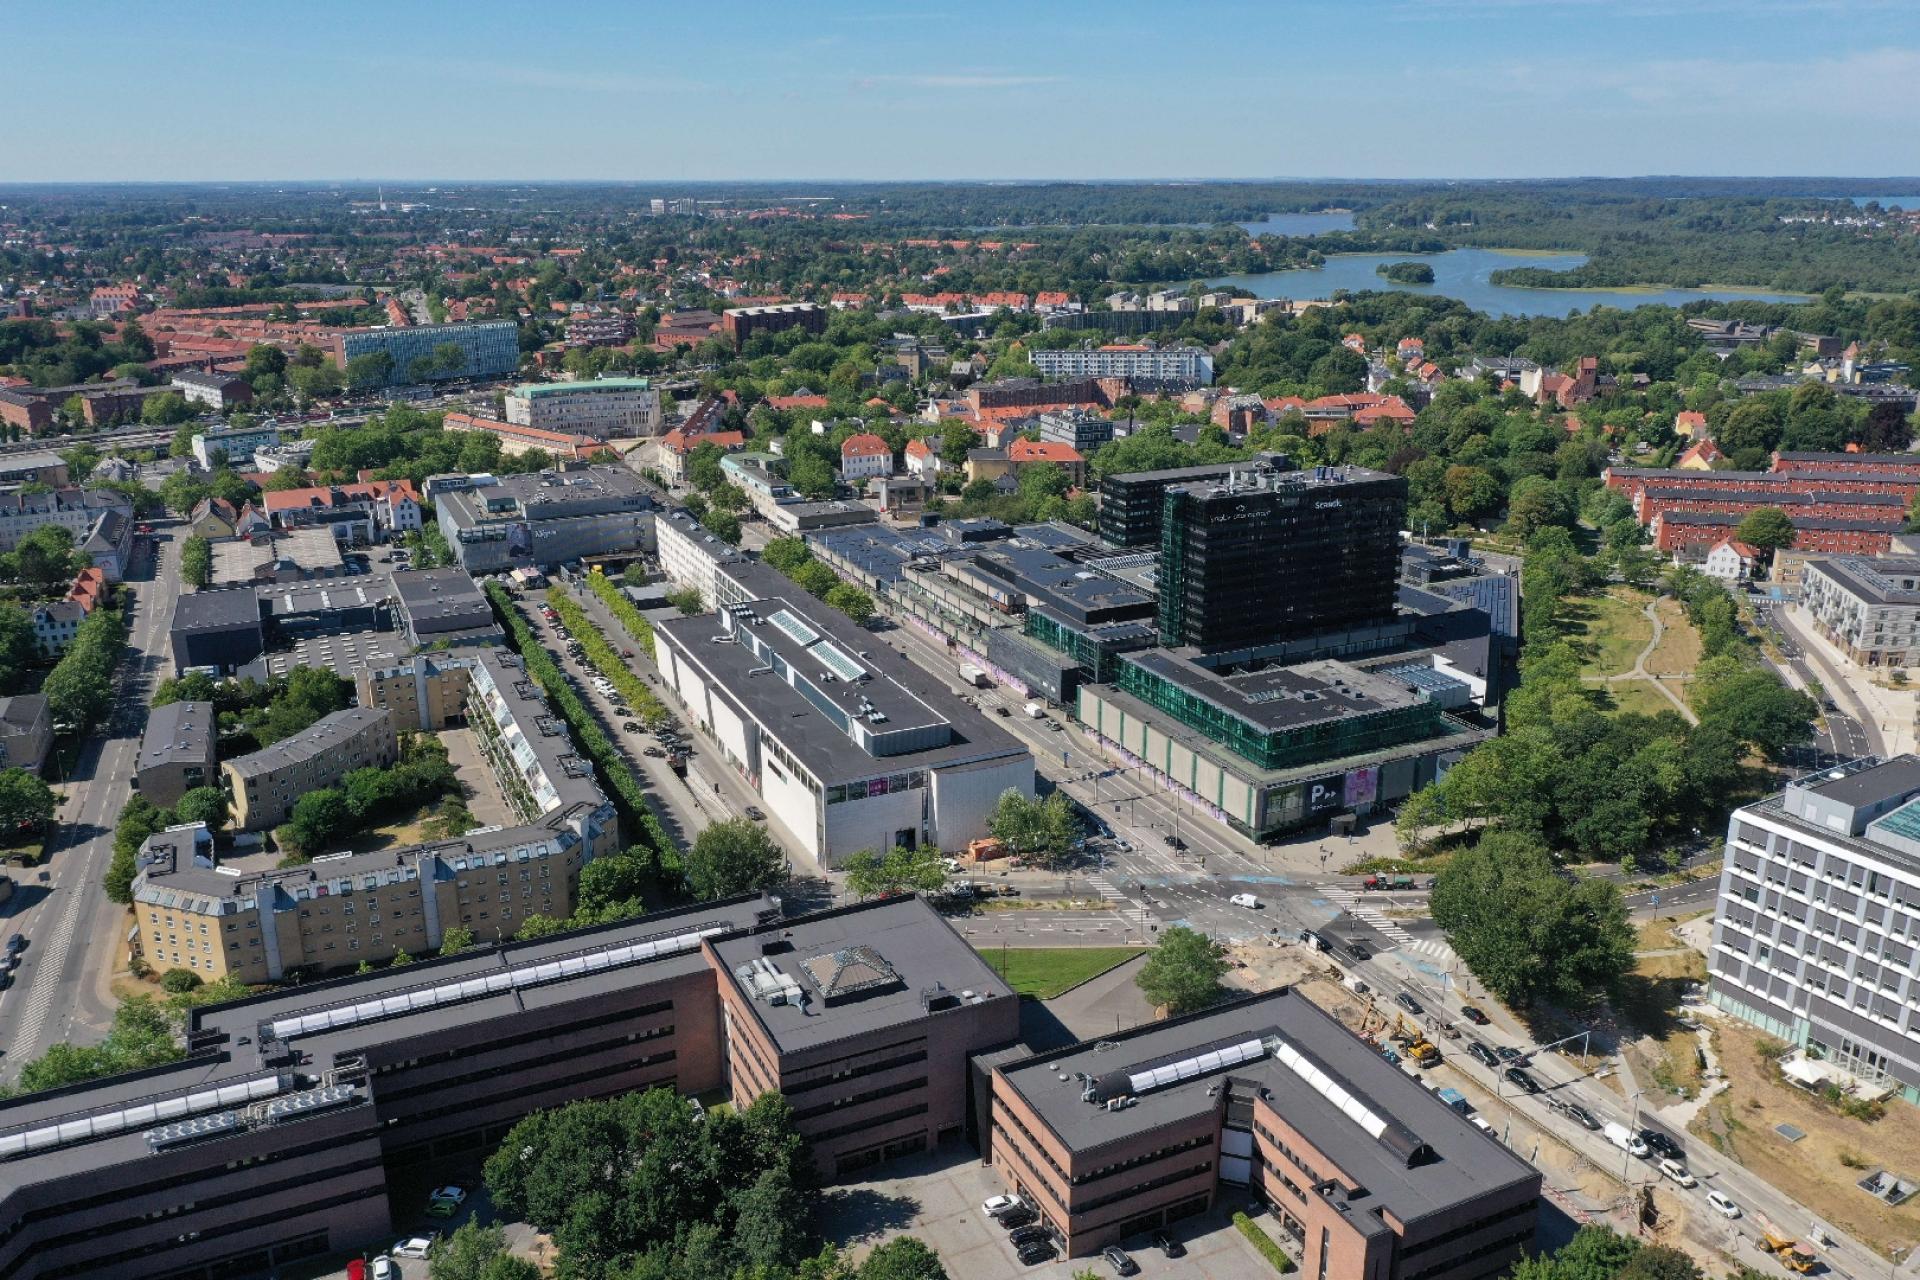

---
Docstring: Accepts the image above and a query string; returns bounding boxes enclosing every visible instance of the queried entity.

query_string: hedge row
[1234,1213,1295,1274]
[485,581,683,895]
[583,571,656,653]
[546,586,669,728]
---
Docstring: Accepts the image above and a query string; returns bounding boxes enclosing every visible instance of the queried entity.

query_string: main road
[0,528,183,1082]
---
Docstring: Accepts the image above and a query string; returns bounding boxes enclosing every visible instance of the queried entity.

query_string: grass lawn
[1568,589,1655,678]
[1603,679,1680,719]
[1644,595,1704,680]
[980,946,1145,999]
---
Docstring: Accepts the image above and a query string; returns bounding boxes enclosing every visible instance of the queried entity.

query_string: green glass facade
[1111,655,1445,771]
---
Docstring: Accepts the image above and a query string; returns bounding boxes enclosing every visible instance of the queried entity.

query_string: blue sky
[9,0,1920,181]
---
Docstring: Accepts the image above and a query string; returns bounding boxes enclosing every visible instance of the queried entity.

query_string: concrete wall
[929,754,1034,854]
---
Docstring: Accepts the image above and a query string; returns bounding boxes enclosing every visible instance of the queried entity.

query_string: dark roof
[709,896,1011,1056]
[1657,511,1902,532]
[392,567,492,631]
[170,587,262,633]
[1800,755,1920,807]
[996,988,1538,1224]
[139,700,216,771]
[1122,651,1427,735]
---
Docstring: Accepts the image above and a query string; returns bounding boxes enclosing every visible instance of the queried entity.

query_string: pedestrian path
[1325,889,1457,963]
[1088,875,1153,927]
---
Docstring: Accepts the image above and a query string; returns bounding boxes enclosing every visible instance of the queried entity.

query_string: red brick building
[722,302,826,347]
[1651,509,1901,556]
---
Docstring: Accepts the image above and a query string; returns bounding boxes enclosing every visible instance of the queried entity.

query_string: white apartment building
[1803,555,1920,667]
[504,378,662,438]
[1710,757,1920,1104]
[1029,344,1215,386]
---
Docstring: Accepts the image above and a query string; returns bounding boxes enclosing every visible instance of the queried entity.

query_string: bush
[1234,1212,1294,1273]
[159,968,203,994]
[487,581,683,895]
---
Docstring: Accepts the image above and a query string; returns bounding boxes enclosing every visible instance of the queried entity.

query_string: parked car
[1503,1067,1541,1094]
[1009,1224,1051,1246]
[4,934,22,954]
[982,1195,1021,1217]
[623,721,642,732]
[1564,1104,1602,1131]
[371,1257,396,1280]
[1467,1041,1500,1069]
[1153,1230,1185,1258]
[644,747,665,758]
[1706,1190,1742,1219]
[1639,1128,1684,1160]
[393,1237,436,1259]
[1460,1005,1489,1025]
[1659,1158,1696,1187]
[1603,1122,1649,1157]
[1103,1246,1140,1276]
[744,806,766,821]
[1017,1241,1057,1267]
[429,1186,466,1206]
[1395,992,1424,1015]
[997,1205,1037,1229]
[1493,1045,1523,1064]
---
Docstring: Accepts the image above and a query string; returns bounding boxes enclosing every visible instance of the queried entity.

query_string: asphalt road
[1749,598,1879,764]
[0,528,182,1082]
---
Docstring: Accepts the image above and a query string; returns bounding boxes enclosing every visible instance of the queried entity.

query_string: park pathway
[1582,598,1698,722]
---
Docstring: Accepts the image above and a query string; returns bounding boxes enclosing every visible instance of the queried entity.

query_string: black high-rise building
[1156,464,1407,653]
[1098,453,1294,549]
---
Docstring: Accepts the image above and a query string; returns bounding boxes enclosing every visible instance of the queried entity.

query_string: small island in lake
[1376,260,1436,284]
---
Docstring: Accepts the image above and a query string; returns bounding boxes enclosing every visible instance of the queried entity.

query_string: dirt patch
[1690,1020,1920,1257]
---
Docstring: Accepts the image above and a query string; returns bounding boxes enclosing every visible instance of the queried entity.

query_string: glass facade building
[1156,466,1407,653]
[338,321,521,387]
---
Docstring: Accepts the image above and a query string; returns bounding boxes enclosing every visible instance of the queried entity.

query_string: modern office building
[190,425,280,468]
[1030,343,1214,388]
[655,506,750,607]
[986,988,1541,1267]
[504,378,662,438]
[169,587,267,675]
[1076,653,1488,840]
[333,320,520,387]
[652,592,1035,865]
[709,896,1019,1177]
[1709,757,1920,1103]
[721,302,826,346]
[1156,464,1407,655]
[1036,408,1115,454]
[1097,460,1252,550]
[222,707,398,831]
[171,371,254,411]
[135,700,218,808]
[428,465,654,573]
[391,567,499,649]
[1800,556,1920,667]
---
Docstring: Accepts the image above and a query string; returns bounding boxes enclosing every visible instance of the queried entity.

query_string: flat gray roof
[393,567,492,629]
[998,988,1539,1225]
[171,587,262,633]
[224,706,390,781]
[1799,754,1920,807]
[1807,555,1920,606]
[1125,653,1428,734]
[139,700,216,772]
[244,628,408,681]
[709,896,1012,1056]
[656,600,1029,786]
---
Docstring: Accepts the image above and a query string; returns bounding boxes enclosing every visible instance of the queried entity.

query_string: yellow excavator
[1391,1014,1442,1068]
[1760,1229,1818,1274]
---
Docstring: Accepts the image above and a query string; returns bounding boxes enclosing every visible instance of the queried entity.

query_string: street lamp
[1625,1090,1645,1183]
[1890,1244,1909,1280]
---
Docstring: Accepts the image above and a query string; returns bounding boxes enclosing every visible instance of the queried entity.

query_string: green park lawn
[1568,588,1655,678]
[981,947,1145,999]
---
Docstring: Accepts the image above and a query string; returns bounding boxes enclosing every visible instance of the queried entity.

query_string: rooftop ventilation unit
[262,924,730,1043]
[0,1074,287,1162]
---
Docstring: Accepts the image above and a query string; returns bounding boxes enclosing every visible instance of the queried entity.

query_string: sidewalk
[1779,605,1915,755]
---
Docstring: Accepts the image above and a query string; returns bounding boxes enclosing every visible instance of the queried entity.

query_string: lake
[1237,211,1355,237]
[1209,248,1808,319]
[1847,195,1920,210]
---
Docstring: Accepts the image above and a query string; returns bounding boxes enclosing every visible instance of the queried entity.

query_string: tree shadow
[815,1185,923,1244]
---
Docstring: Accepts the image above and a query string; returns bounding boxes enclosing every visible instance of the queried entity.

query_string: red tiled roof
[841,432,891,458]
[765,394,830,411]
[1008,439,1083,465]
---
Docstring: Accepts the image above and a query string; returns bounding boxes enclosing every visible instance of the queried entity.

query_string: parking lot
[816,1140,1285,1279]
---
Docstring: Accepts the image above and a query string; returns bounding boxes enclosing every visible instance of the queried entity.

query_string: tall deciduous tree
[1136,925,1228,1014]
[1430,831,1634,1009]
[685,818,787,900]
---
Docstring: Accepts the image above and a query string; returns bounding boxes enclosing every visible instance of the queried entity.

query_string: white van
[1345,974,1371,995]
[1229,893,1259,909]
[1603,1122,1649,1158]
[1658,1158,1695,1187]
